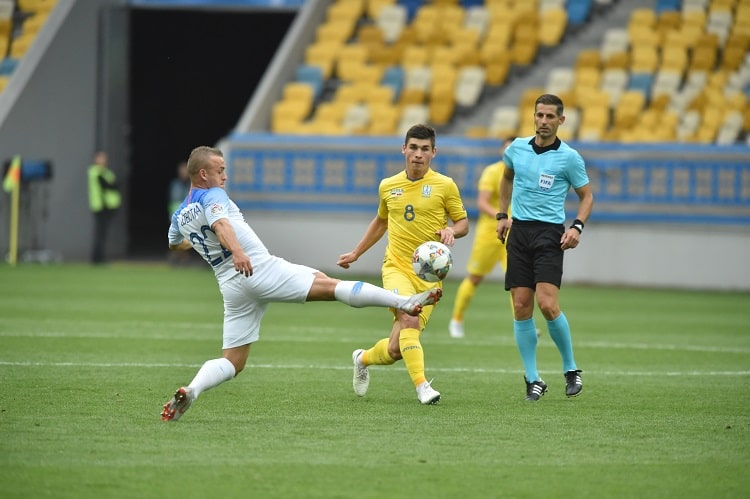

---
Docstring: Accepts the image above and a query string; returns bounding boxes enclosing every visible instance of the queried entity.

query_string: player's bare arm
[338,216,388,269]
[497,168,514,243]
[212,218,253,276]
[476,190,496,218]
[560,183,594,250]
[438,217,469,246]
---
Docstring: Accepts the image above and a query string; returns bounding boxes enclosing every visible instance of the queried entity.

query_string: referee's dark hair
[535,94,564,117]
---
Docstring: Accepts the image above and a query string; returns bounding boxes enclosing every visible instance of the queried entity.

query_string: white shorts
[220,255,317,349]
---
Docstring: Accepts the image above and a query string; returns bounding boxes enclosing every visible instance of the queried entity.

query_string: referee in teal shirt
[496,93,594,402]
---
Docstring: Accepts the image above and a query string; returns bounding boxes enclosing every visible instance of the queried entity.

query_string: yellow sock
[451,278,476,321]
[362,338,395,366]
[399,328,426,386]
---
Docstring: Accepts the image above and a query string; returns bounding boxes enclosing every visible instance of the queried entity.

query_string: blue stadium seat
[381,65,404,101]
[655,0,681,14]
[567,0,593,26]
[0,57,18,75]
[400,0,423,23]
[296,64,324,100]
[627,72,653,99]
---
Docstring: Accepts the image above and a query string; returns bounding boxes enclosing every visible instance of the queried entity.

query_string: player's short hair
[535,94,564,117]
[187,146,223,177]
[404,124,436,148]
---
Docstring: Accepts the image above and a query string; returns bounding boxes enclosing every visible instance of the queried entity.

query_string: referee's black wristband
[570,219,584,234]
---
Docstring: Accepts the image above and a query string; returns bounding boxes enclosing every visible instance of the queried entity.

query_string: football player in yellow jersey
[337,124,469,404]
[449,137,515,339]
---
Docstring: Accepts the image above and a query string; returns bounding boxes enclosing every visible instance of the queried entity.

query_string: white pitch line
[1,330,748,354]
[0,360,748,376]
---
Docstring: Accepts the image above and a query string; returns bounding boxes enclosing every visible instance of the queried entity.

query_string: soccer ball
[412,241,453,282]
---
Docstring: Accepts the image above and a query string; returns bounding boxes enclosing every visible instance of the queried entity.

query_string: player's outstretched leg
[399,288,442,316]
[161,387,195,421]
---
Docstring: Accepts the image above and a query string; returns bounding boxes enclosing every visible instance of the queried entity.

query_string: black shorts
[505,220,565,291]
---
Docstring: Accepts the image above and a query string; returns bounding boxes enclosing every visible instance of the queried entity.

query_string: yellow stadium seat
[401,44,429,68]
[629,8,657,30]
[575,49,601,70]
[511,31,538,65]
[538,7,567,47]
[630,46,659,73]
[305,42,340,79]
[10,33,36,58]
[614,90,647,128]
[327,0,364,22]
[368,103,399,135]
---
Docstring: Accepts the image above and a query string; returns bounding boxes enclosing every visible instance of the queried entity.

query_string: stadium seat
[567,0,593,26]
[376,4,407,43]
[316,19,355,44]
[651,70,682,100]
[545,67,575,94]
[305,42,340,79]
[628,72,654,99]
[363,83,394,105]
[655,0,681,15]
[454,65,485,107]
[488,105,520,138]
[17,0,56,14]
[578,107,609,141]
[398,104,429,135]
[614,90,647,128]
[327,0,364,22]
[366,0,395,18]
[282,82,315,110]
[538,7,568,47]
[600,68,629,105]
[557,107,579,141]
[660,45,688,74]
[540,0,566,12]
[0,57,17,75]
[380,65,404,101]
[9,32,36,59]
[630,46,659,74]
[368,102,399,135]
[296,64,324,100]
[463,5,489,39]
[601,28,629,57]
[342,103,370,134]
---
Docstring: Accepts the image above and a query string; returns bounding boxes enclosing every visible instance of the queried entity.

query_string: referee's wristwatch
[495,212,509,220]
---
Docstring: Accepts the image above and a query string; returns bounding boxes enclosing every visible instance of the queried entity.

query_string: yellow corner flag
[4,154,21,266]
[3,154,21,193]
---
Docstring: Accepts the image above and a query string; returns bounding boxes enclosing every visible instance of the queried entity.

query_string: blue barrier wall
[224,134,750,225]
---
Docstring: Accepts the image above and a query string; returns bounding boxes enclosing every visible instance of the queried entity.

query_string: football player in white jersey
[161,146,442,421]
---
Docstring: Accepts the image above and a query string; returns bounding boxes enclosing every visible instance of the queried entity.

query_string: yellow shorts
[466,226,507,276]
[382,257,441,330]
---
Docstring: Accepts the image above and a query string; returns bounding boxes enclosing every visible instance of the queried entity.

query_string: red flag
[3,155,21,193]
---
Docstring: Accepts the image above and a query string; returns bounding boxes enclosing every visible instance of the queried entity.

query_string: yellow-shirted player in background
[449,137,515,339]
[337,124,469,405]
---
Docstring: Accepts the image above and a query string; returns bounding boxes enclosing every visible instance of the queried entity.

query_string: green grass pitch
[0,263,748,498]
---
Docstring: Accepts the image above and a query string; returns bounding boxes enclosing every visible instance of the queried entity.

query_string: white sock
[188,357,236,399]
[334,281,402,309]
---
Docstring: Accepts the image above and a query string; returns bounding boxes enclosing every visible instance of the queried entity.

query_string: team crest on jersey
[390,188,404,197]
[422,185,432,197]
[210,203,225,216]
